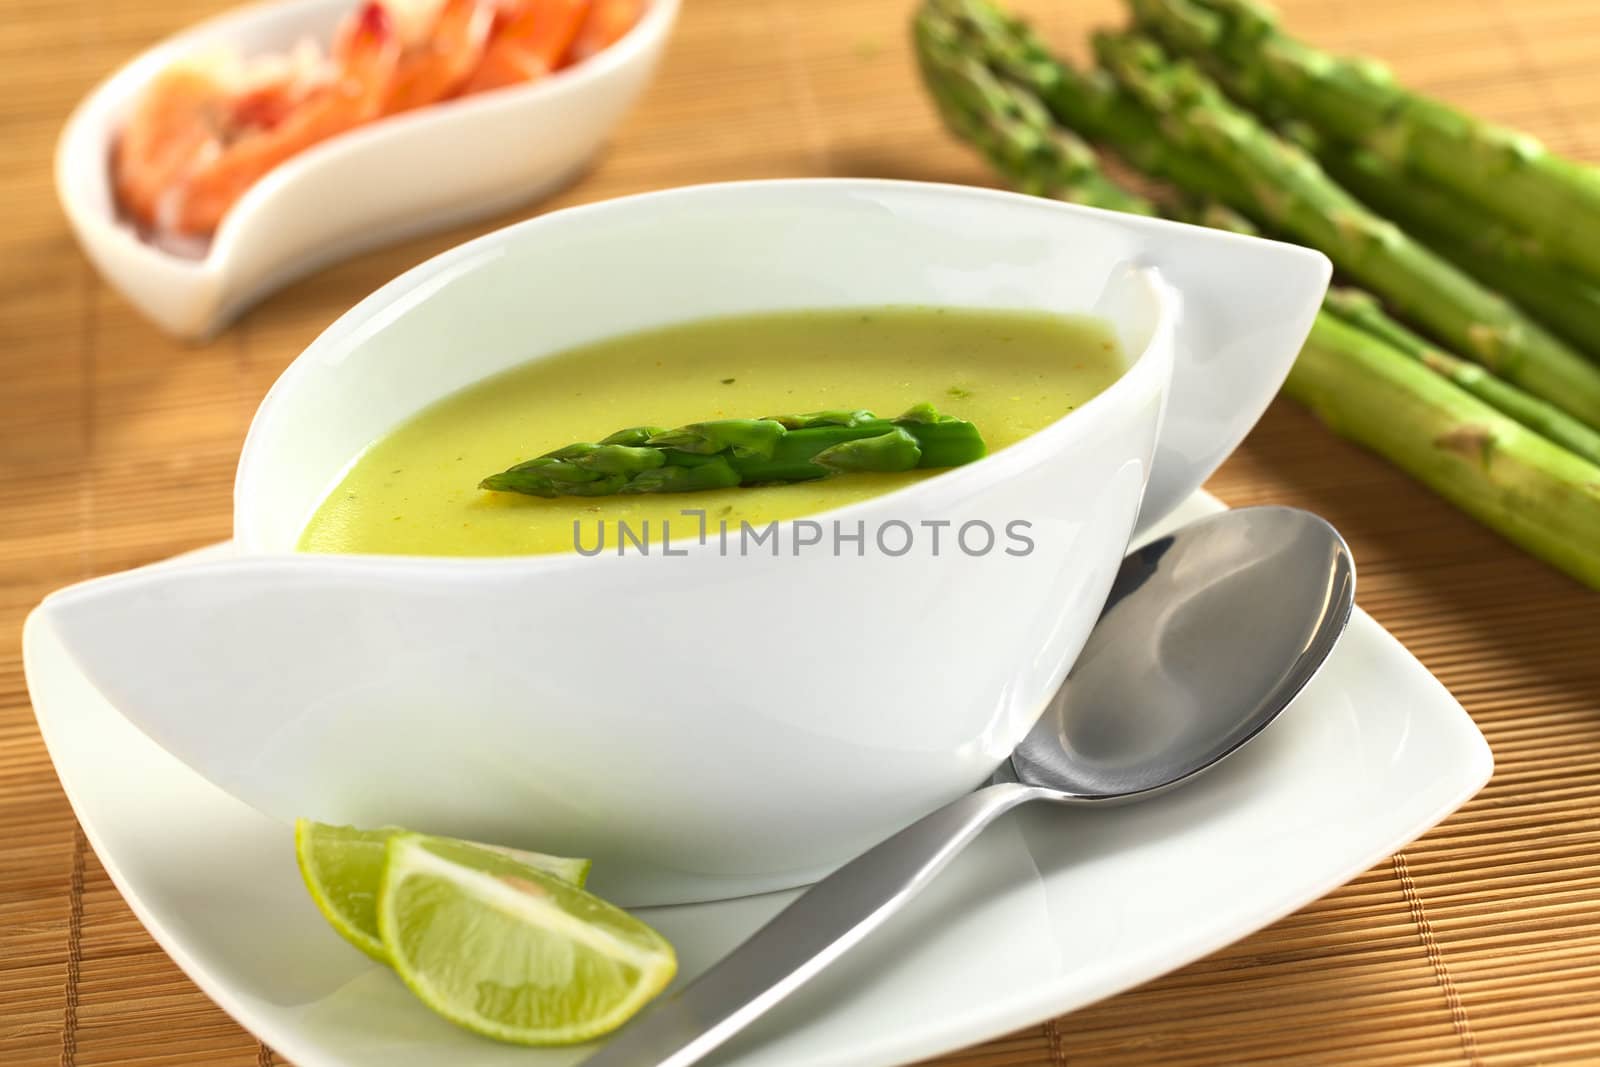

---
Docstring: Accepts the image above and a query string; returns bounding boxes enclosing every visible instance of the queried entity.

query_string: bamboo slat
[2,0,1599,1064]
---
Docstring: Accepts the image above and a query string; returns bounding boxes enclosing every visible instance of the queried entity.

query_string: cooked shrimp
[568,0,642,62]
[113,43,332,233]
[461,0,590,94]
[113,64,230,231]
[111,0,640,243]
[171,2,401,235]
[382,0,494,113]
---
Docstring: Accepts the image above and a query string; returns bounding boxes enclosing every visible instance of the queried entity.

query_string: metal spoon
[582,505,1356,1067]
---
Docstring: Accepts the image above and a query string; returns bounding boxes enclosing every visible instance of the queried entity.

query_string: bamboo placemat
[3,0,1599,1063]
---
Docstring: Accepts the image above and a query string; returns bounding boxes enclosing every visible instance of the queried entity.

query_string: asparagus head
[913,0,1600,590]
[480,406,988,498]
[1091,30,1600,428]
[1129,0,1600,290]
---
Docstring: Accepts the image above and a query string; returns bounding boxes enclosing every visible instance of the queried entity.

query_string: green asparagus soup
[298,307,1126,557]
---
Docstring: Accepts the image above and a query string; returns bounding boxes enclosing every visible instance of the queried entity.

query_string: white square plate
[25,493,1491,1067]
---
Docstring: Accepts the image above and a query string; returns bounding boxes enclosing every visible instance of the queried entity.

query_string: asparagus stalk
[922,2,1589,411]
[1128,0,1600,290]
[1150,192,1594,469]
[480,405,987,497]
[939,0,1600,399]
[1091,31,1600,428]
[913,3,1600,589]
[1312,145,1600,360]
[1324,289,1600,467]
[1137,191,1596,471]
[1420,230,1600,373]
[913,10,1156,214]
[926,0,1239,205]
[1289,315,1600,589]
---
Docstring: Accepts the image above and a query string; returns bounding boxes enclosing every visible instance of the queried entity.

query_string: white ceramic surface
[54,0,680,339]
[24,493,1494,1067]
[38,180,1330,904]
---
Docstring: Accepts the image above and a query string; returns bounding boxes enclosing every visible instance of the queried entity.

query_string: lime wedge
[295,820,591,963]
[377,832,677,1045]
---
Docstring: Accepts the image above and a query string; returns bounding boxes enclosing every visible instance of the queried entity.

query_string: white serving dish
[36,179,1330,905]
[54,0,680,339]
[23,493,1494,1066]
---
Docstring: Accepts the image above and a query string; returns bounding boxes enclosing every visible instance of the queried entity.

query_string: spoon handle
[579,780,1041,1067]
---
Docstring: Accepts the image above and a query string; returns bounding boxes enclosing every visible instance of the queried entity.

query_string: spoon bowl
[54,0,680,339]
[1012,505,1356,800]
[583,505,1355,1067]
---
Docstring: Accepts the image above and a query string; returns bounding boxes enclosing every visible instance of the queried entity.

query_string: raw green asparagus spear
[1091,31,1600,427]
[1324,288,1600,467]
[1288,314,1600,590]
[914,10,1155,213]
[915,5,1600,588]
[926,0,1239,206]
[1310,146,1600,360]
[479,405,987,498]
[1128,0,1600,289]
[918,3,1260,239]
[921,0,1599,383]
[1419,230,1600,372]
[933,0,1600,366]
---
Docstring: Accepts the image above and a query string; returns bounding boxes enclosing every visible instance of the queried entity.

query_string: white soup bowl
[41,180,1329,904]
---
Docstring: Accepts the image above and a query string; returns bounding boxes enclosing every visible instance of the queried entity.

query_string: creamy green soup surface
[298,307,1126,556]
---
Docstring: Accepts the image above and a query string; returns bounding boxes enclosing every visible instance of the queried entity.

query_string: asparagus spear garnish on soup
[480,406,987,498]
